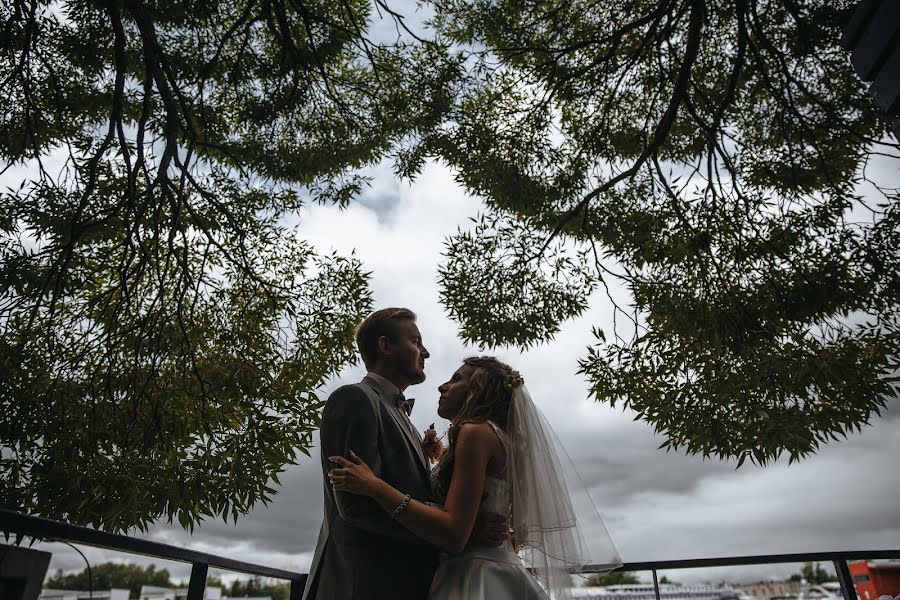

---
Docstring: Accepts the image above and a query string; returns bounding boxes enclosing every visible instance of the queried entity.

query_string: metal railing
[0,509,307,600]
[3,508,899,600]
[599,550,900,600]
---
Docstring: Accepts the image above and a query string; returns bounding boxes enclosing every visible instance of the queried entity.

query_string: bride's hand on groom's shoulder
[329,451,379,497]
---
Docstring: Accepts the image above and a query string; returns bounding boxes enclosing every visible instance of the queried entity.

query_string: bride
[328,356,621,599]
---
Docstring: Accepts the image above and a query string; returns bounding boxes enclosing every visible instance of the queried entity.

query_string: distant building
[736,580,844,600]
[40,589,130,600]
[850,560,900,600]
[139,586,222,600]
[737,580,803,600]
[137,587,272,600]
[572,583,752,600]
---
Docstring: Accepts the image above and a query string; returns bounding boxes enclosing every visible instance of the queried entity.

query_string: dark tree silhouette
[427,0,899,466]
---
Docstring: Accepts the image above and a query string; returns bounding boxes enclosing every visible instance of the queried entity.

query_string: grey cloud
[879,395,899,421]
[353,164,406,224]
[149,453,326,556]
[604,419,900,569]
[562,422,737,508]
[33,156,900,585]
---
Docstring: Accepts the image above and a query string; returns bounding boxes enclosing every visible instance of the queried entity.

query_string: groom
[303,307,505,600]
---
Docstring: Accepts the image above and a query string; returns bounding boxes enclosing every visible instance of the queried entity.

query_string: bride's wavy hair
[432,356,524,502]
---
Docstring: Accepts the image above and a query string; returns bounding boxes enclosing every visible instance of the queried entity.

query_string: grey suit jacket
[303,376,437,600]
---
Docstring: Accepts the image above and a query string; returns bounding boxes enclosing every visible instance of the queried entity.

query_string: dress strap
[485,420,509,474]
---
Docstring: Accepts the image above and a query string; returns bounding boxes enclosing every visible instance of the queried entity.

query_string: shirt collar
[366,371,402,399]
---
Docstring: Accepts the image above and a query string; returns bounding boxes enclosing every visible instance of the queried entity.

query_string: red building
[850,561,900,600]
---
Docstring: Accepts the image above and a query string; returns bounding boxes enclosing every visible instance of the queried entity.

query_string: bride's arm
[329,423,493,554]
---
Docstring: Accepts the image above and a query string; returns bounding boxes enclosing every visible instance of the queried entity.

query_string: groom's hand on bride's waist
[466,511,509,548]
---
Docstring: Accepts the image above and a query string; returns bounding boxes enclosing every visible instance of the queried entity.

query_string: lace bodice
[481,474,509,514]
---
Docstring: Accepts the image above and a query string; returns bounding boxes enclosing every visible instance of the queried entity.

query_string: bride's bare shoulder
[456,422,505,454]
[456,421,494,439]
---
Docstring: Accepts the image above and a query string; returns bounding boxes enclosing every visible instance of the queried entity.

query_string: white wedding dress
[427,422,549,600]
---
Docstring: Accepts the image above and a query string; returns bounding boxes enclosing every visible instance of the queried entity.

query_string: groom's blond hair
[355,307,418,368]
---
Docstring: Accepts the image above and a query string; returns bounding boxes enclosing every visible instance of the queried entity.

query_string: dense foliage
[1,0,897,532]
[431,0,899,466]
[0,0,456,530]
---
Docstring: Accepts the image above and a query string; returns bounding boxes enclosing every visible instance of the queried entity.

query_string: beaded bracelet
[389,494,411,520]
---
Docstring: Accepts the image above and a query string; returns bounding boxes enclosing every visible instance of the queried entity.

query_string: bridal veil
[506,385,623,599]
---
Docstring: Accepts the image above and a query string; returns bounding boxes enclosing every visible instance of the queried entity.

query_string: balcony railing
[0,509,306,600]
[612,551,900,600]
[2,508,899,600]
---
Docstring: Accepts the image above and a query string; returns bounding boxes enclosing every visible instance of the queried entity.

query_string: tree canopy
[430,0,899,466]
[1,0,897,532]
[0,0,455,531]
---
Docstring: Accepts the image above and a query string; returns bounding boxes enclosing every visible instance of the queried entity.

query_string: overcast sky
[30,157,900,587]
[9,0,900,589]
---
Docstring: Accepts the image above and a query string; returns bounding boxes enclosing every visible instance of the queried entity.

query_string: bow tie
[396,394,415,416]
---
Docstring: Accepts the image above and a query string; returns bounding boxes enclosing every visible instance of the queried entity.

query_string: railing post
[833,559,859,600]
[652,569,662,600]
[290,576,306,600]
[187,563,208,600]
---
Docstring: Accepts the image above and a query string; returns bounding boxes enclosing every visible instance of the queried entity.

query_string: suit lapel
[362,377,429,473]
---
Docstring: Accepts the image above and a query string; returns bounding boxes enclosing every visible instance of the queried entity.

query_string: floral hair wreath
[505,370,524,390]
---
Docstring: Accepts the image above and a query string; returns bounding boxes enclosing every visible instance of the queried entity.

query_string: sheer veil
[506,385,622,599]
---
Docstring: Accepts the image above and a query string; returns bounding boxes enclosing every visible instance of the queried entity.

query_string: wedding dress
[428,421,549,600]
[428,386,622,600]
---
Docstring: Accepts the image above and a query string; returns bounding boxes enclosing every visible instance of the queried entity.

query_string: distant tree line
[583,571,643,587]
[45,563,172,599]
[581,562,835,588]
[221,576,291,600]
[790,562,835,585]
[45,563,291,600]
